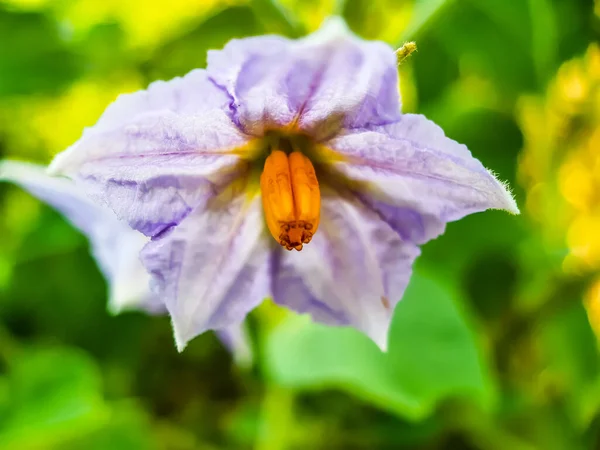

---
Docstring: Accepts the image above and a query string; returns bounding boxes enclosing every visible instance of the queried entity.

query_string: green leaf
[0,8,81,97]
[265,272,494,420]
[0,347,109,449]
[249,0,302,37]
[417,211,526,283]
[411,0,538,106]
[147,6,264,80]
[540,302,600,429]
[396,0,452,43]
[0,346,158,450]
[62,401,159,450]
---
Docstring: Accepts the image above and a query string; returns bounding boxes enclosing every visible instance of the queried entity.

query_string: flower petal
[328,114,519,244]
[207,18,400,138]
[271,193,420,350]
[49,69,251,237]
[0,161,160,314]
[140,195,270,351]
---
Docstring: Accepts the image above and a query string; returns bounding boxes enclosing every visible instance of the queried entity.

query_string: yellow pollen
[260,150,321,251]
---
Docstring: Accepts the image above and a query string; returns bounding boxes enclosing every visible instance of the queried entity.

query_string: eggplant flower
[49,19,518,351]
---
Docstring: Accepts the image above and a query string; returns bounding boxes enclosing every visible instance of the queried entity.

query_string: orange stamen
[260,150,320,251]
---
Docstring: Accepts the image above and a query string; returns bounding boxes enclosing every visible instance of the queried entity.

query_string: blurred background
[0,0,599,448]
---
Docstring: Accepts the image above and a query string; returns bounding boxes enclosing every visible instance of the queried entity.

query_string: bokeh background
[1,0,599,448]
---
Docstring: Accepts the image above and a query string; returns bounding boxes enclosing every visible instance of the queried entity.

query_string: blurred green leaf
[396,0,451,43]
[249,0,302,37]
[14,208,88,265]
[147,6,264,80]
[0,8,81,97]
[0,346,158,450]
[386,273,495,412]
[76,23,129,76]
[265,273,494,420]
[412,0,538,107]
[541,302,600,429]
[0,347,108,449]
[62,401,158,450]
[418,211,526,284]
[447,109,524,186]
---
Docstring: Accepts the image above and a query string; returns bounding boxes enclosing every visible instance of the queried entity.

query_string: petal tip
[107,302,123,316]
[171,316,194,352]
[0,160,40,181]
[503,188,521,216]
[0,160,12,179]
[174,329,189,353]
[48,141,85,177]
[47,151,69,176]
[489,171,520,215]
[371,332,389,352]
[366,323,390,352]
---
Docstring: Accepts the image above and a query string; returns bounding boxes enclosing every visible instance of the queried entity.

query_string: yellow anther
[396,41,417,65]
[260,150,320,251]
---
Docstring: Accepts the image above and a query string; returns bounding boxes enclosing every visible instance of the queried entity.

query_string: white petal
[141,195,271,351]
[272,194,420,350]
[327,114,519,244]
[49,70,250,237]
[0,161,159,314]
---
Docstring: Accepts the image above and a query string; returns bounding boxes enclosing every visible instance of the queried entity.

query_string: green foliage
[148,6,263,79]
[0,8,82,97]
[266,273,493,420]
[0,347,156,450]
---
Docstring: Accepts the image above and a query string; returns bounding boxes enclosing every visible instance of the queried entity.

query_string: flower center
[260,149,320,251]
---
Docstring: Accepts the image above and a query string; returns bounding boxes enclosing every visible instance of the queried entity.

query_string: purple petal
[327,114,519,244]
[49,70,251,237]
[271,194,420,351]
[140,195,270,351]
[207,18,400,138]
[0,161,161,314]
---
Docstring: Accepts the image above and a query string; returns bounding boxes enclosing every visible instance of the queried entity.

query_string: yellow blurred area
[278,0,412,43]
[0,73,143,284]
[518,44,600,336]
[2,0,241,49]
[0,75,143,160]
[399,63,418,113]
[566,214,600,266]
[278,0,336,31]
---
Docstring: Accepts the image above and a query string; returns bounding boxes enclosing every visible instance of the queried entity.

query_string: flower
[48,18,518,351]
[0,161,251,362]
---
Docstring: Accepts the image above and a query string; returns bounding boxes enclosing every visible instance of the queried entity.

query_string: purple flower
[48,18,518,351]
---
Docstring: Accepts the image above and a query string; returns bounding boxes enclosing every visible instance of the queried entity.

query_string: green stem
[333,0,348,16]
[255,384,296,450]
